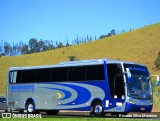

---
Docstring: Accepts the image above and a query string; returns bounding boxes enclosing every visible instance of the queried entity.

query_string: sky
[0,0,160,44]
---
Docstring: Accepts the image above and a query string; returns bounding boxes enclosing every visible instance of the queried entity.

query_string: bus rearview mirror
[126,68,132,83]
[150,75,160,87]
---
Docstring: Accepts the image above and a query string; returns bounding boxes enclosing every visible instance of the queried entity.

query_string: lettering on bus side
[11,85,35,92]
[128,67,147,72]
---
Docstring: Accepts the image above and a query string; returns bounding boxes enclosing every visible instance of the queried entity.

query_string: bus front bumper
[125,102,153,112]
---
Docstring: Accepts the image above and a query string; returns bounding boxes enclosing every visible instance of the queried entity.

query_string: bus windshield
[127,75,152,99]
[124,64,152,99]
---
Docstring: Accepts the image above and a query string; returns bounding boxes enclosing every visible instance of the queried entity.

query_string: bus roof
[9,58,145,71]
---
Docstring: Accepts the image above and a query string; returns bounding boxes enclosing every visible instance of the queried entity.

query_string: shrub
[68,56,78,61]
[154,52,160,70]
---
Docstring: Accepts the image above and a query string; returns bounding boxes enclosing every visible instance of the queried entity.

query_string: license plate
[140,108,145,111]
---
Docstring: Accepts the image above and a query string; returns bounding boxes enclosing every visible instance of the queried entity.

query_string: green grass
[0,118,157,121]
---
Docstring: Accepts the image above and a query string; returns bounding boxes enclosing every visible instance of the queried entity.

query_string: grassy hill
[0,23,160,94]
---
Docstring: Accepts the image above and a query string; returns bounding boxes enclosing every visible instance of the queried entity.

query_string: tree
[68,55,78,61]
[4,42,11,55]
[87,35,89,42]
[95,36,97,40]
[29,38,38,53]
[154,52,160,70]
[99,29,117,39]
[99,35,107,39]
[57,42,64,48]
[45,41,55,50]
[21,44,29,54]
[110,29,116,36]
[89,36,92,41]
[38,40,45,52]
[106,33,112,37]
[66,40,70,47]
[0,40,4,54]
[10,43,16,56]
[0,53,5,57]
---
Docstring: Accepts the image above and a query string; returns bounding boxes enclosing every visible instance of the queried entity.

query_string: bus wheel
[26,101,35,114]
[19,110,24,113]
[93,102,105,117]
[46,110,59,115]
[7,107,12,113]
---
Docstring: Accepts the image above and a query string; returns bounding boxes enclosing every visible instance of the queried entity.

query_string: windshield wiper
[133,97,153,100]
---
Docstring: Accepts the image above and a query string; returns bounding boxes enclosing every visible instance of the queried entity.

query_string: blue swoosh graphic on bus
[62,84,91,105]
[42,87,72,100]
[38,82,105,109]
[42,84,91,105]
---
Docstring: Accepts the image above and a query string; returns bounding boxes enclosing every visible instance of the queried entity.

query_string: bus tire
[46,110,59,115]
[116,113,120,118]
[26,101,35,114]
[19,110,24,113]
[93,102,105,117]
[7,107,12,113]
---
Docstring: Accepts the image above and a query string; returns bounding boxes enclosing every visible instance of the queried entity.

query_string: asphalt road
[0,110,160,119]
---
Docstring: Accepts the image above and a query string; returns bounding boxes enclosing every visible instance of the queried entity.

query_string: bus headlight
[128,100,135,104]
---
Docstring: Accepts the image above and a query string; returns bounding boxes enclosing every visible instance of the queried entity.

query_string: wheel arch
[25,98,35,108]
[91,98,104,107]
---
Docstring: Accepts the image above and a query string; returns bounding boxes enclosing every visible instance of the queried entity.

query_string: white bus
[6,59,159,117]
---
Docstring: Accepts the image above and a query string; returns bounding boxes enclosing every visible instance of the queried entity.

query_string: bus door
[107,64,125,112]
[113,74,125,112]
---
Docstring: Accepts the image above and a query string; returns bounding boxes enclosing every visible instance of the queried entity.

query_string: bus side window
[68,66,86,81]
[21,70,36,83]
[9,71,17,84]
[51,67,68,82]
[16,71,23,83]
[86,65,105,81]
[36,69,52,82]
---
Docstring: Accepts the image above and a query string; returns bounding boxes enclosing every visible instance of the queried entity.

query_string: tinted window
[36,68,51,82]
[51,67,68,82]
[107,64,124,98]
[86,65,104,80]
[124,64,149,76]
[16,71,23,83]
[68,66,86,81]
[9,64,106,83]
[114,74,125,99]
[0,97,6,102]
[9,71,17,84]
[21,70,36,83]
[2,98,6,102]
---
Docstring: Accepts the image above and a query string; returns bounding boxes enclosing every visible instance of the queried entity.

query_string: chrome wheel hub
[28,104,34,112]
[95,105,102,113]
